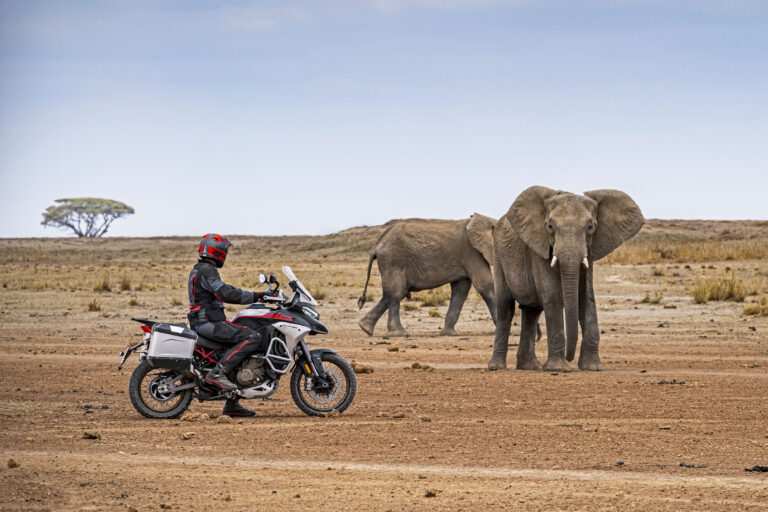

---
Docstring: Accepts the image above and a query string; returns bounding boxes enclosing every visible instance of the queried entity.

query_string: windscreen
[282,266,318,305]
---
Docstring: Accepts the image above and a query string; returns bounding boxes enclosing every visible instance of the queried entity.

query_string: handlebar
[257,266,316,308]
[263,292,287,303]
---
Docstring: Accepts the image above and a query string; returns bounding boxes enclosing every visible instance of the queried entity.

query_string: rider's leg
[195,321,266,398]
[222,397,256,417]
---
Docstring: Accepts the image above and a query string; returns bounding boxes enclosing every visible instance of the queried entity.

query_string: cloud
[221,4,307,32]
[368,0,527,13]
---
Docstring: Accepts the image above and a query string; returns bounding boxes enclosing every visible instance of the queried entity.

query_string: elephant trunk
[560,258,581,362]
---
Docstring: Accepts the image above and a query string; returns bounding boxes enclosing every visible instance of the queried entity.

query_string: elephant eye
[546,221,554,232]
[587,221,595,232]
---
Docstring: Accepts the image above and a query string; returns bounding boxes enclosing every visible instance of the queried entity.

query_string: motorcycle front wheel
[290,353,357,416]
[129,361,193,419]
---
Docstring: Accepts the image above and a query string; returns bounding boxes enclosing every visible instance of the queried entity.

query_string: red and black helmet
[198,233,232,267]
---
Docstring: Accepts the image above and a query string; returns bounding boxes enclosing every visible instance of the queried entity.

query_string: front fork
[296,340,334,390]
[297,340,323,377]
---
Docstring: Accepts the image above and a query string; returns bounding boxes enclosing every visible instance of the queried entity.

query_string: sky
[1,0,767,238]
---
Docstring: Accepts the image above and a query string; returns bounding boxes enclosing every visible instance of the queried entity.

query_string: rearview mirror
[258,274,267,284]
[269,274,277,284]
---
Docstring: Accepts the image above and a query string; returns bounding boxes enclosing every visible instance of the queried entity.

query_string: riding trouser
[193,321,267,371]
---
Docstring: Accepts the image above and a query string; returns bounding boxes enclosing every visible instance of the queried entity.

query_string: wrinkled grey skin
[358,214,497,337]
[488,186,644,371]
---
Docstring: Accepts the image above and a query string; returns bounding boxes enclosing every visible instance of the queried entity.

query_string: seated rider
[188,233,276,417]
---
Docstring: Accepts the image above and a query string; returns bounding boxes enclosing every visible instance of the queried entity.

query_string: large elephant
[488,186,644,371]
[358,214,497,337]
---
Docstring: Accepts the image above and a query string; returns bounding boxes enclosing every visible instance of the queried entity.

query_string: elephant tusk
[582,257,589,268]
[550,256,558,268]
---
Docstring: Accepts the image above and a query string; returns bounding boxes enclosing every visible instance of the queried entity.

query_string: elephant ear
[466,213,497,266]
[507,186,559,260]
[584,189,645,260]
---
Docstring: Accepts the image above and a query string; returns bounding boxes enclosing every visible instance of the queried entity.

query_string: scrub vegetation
[604,221,768,265]
[690,270,761,304]
[414,286,450,308]
[640,291,663,304]
[743,297,768,317]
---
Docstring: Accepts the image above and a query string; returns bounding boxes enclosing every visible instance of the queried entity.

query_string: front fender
[296,348,337,378]
[310,348,337,358]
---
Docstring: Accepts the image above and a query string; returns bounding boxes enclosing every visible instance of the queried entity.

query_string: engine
[236,357,267,387]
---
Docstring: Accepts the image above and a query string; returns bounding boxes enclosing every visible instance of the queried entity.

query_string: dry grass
[119,275,131,291]
[428,309,441,318]
[402,303,418,312]
[129,297,138,307]
[690,271,759,303]
[170,298,182,307]
[87,298,101,312]
[606,239,768,265]
[93,274,112,293]
[743,297,768,317]
[416,286,450,308]
[640,291,663,304]
[311,285,327,301]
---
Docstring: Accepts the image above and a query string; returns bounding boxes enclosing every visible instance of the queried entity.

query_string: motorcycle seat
[195,335,226,350]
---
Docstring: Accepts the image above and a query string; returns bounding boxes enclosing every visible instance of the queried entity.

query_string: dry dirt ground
[1,222,767,511]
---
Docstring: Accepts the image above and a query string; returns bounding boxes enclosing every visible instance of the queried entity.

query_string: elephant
[488,186,644,371]
[358,214,497,337]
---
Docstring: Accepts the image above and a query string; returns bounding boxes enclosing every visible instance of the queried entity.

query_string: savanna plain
[1,220,767,511]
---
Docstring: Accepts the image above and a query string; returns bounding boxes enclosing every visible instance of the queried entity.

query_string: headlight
[302,306,320,319]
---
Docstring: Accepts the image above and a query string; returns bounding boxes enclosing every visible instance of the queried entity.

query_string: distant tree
[41,198,135,237]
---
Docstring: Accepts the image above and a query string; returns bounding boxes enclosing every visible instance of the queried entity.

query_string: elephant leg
[440,279,471,336]
[466,263,496,325]
[385,293,408,337]
[542,300,569,371]
[381,272,408,337]
[358,297,389,336]
[488,282,514,370]
[516,306,543,370]
[474,283,496,325]
[578,267,602,371]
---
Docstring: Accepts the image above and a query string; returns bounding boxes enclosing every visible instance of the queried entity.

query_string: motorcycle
[118,266,357,419]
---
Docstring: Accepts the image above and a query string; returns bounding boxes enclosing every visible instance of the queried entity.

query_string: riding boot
[222,398,256,417]
[204,364,237,391]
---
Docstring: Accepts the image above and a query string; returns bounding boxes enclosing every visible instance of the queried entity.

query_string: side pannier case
[147,323,197,371]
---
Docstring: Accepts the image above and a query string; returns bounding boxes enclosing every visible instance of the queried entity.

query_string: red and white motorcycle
[119,266,357,418]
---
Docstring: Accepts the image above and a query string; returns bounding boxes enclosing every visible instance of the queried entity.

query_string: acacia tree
[41,198,135,237]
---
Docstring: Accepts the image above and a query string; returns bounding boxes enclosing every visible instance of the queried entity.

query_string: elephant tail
[357,251,377,310]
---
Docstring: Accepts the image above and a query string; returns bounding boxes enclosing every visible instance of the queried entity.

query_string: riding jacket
[187,259,258,326]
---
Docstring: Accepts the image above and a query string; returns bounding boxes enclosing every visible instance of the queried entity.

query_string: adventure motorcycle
[118,266,357,419]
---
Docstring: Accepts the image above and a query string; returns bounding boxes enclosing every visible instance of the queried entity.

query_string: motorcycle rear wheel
[290,352,357,416]
[129,361,193,419]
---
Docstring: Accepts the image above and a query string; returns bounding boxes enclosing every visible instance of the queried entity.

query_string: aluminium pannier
[147,323,197,371]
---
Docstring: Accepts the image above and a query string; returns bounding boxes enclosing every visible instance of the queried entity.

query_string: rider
[188,233,275,417]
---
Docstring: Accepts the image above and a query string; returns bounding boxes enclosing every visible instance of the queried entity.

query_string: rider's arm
[199,267,258,304]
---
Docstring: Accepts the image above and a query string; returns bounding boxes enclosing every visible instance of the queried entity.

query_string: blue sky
[1,0,766,237]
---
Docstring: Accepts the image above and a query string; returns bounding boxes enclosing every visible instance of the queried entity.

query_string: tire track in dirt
[4,352,766,379]
[6,450,768,490]
[0,408,740,431]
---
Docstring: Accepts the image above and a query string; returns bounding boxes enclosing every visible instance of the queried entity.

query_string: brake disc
[306,367,341,403]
